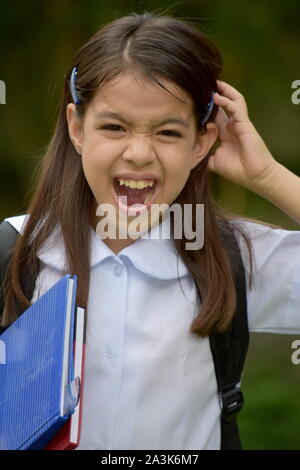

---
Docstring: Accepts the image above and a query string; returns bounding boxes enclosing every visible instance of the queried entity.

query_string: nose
[121,133,156,166]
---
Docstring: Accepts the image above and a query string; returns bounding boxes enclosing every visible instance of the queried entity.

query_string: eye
[99,125,182,138]
[100,124,124,131]
[159,130,182,138]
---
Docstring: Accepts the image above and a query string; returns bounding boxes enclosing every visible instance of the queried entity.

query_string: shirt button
[114,264,124,276]
[106,347,117,359]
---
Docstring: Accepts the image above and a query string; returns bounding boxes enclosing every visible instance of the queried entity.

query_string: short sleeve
[230,219,300,334]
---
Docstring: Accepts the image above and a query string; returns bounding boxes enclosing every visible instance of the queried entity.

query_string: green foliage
[0,0,300,220]
[0,0,299,219]
[239,333,300,449]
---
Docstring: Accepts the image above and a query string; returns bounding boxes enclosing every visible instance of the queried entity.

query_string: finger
[214,92,248,123]
[213,106,229,127]
[216,80,249,116]
[216,80,245,103]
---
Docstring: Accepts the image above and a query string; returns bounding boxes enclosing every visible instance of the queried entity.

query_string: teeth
[117,178,155,189]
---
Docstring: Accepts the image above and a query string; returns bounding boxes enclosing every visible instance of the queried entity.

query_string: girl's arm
[209,80,300,225]
[248,161,300,225]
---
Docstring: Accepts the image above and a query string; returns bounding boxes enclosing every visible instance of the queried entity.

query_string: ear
[190,122,218,170]
[66,103,84,155]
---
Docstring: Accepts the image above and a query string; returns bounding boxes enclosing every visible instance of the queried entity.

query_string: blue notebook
[0,274,80,450]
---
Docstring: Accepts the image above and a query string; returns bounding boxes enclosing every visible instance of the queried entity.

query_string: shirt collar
[118,213,190,280]
[7,213,190,280]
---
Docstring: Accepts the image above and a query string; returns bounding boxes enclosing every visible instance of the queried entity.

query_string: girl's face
[67,71,217,241]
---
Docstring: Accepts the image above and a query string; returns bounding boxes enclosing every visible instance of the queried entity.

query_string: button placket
[114,264,124,276]
[106,347,117,359]
[100,258,127,450]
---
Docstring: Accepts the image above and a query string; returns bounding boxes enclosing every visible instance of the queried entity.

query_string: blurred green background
[1,0,300,450]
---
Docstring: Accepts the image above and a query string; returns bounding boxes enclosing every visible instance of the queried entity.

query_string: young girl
[1,12,300,450]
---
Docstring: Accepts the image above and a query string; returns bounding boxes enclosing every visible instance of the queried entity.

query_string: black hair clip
[69,66,81,105]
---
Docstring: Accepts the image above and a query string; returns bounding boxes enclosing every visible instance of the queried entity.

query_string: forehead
[88,72,194,125]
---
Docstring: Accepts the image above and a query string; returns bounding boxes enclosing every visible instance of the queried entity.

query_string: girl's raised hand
[208,80,278,191]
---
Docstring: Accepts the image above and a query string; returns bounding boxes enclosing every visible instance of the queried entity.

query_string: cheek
[83,132,120,153]
[80,155,108,199]
[162,166,191,203]
[163,150,191,182]
[81,156,96,183]
[81,144,112,175]
[81,137,121,172]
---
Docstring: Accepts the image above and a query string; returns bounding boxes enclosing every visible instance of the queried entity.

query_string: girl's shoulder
[228,216,300,275]
[228,217,284,237]
[228,217,300,252]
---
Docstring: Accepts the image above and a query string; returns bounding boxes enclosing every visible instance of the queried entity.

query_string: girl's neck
[100,236,137,255]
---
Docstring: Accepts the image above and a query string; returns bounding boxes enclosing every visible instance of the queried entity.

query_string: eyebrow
[93,110,189,128]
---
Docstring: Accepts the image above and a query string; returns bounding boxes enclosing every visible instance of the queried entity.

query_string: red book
[44,306,86,450]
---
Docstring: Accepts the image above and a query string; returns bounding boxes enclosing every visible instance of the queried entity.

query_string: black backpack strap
[209,227,249,450]
[0,220,37,334]
[0,221,19,327]
[0,220,19,264]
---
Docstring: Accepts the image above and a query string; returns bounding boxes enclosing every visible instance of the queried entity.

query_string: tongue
[117,184,152,206]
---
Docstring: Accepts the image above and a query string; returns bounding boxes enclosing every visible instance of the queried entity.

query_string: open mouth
[112,178,159,215]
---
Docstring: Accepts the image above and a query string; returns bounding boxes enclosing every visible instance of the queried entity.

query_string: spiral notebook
[0,274,86,450]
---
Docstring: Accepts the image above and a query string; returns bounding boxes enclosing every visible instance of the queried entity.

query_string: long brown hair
[1,12,282,336]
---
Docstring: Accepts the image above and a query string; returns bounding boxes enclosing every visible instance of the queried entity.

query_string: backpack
[0,219,249,450]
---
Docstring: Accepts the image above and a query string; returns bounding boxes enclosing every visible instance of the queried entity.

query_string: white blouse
[4,214,300,450]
